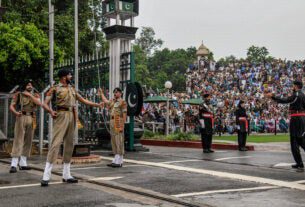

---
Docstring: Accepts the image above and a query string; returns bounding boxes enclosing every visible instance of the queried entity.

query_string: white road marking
[89,176,123,181]
[273,163,295,167]
[71,164,145,171]
[293,180,305,184]
[0,182,62,190]
[172,186,279,197]
[215,156,252,161]
[161,160,201,164]
[100,156,305,191]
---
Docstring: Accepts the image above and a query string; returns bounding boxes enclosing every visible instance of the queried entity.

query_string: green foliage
[146,47,197,92]
[0,22,63,91]
[142,131,199,141]
[134,27,197,92]
[166,132,198,141]
[135,27,163,55]
[213,134,289,143]
[143,130,156,138]
[0,0,106,90]
[217,55,237,67]
[247,45,269,64]
[1,0,106,59]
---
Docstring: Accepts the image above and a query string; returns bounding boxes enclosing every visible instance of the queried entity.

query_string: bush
[166,132,198,141]
[143,130,156,138]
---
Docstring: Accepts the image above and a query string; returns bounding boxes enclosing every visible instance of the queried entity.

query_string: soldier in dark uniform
[265,80,305,170]
[199,93,214,153]
[235,100,248,151]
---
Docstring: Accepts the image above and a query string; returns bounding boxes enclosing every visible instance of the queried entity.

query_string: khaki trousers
[11,116,34,158]
[110,120,124,155]
[47,111,75,164]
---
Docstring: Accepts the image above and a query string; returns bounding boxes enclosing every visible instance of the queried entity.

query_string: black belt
[22,111,34,116]
[57,106,74,112]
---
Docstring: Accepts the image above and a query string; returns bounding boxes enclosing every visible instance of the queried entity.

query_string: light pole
[165,81,172,136]
[48,0,54,149]
[74,0,79,144]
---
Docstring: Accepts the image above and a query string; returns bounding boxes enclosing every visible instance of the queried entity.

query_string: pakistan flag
[120,1,133,12]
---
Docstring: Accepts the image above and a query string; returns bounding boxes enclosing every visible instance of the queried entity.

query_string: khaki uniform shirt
[11,92,40,112]
[46,83,82,109]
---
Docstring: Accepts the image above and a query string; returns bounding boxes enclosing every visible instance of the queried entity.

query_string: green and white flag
[119,1,133,12]
[107,1,116,12]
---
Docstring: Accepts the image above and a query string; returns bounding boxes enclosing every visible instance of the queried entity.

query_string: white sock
[113,154,120,164]
[11,157,19,167]
[118,155,123,165]
[19,156,27,167]
[63,163,73,180]
[42,162,53,181]
[112,156,116,164]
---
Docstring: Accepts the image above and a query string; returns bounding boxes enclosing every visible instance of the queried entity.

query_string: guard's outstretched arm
[271,93,297,104]
[76,94,102,108]
[98,88,110,105]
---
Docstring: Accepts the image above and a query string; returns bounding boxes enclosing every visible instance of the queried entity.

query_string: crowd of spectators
[141,58,305,135]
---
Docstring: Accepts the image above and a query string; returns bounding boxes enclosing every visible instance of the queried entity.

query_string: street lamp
[165,81,172,135]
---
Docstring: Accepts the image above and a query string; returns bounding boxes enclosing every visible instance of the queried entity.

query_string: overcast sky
[135,0,305,60]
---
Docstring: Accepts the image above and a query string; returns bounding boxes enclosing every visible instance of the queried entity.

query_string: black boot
[41,180,49,187]
[203,149,209,153]
[9,166,17,173]
[19,166,31,170]
[62,177,78,183]
[291,164,304,169]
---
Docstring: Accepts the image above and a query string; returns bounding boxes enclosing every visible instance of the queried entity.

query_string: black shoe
[203,149,209,153]
[107,163,115,167]
[19,166,31,170]
[208,149,215,153]
[41,180,49,187]
[9,166,17,173]
[62,177,78,183]
[107,163,122,168]
[112,163,122,168]
[292,164,304,169]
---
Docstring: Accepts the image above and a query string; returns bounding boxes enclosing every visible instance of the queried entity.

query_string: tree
[147,47,197,92]
[134,45,153,87]
[1,0,106,59]
[0,22,63,91]
[247,45,269,64]
[135,27,163,55]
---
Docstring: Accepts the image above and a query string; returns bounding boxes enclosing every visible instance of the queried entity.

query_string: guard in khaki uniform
[99,87,127,167]
[9,80,41,173]
[41,69,102,187]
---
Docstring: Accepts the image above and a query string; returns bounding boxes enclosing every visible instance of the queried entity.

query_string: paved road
[0,146,305,207]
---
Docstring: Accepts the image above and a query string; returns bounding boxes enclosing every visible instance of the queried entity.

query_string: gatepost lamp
[165,81,172,135]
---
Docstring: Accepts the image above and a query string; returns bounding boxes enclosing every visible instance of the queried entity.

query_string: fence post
[4,97,8,139]
[39,92,44,155]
